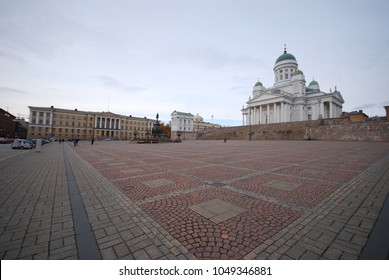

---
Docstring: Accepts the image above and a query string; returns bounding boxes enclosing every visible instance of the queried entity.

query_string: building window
[308,114,312,121]
[285,74,288,79]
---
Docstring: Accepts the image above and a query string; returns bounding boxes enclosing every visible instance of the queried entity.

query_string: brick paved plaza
[1,140,389,259]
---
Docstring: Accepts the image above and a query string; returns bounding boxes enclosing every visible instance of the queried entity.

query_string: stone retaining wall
[195,118,389,142]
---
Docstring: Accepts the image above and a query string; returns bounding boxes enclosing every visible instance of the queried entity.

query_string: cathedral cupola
[253,78,265,97]
[306,78,320,93]
[273,45,298,87]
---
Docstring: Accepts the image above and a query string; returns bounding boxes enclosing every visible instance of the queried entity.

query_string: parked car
[0,138,14,144]
[11,139,34,149]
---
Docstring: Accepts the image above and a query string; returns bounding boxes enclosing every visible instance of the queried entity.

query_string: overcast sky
[1,0,388,125]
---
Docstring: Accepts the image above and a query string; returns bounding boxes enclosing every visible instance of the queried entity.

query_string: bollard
[35,139,42,152]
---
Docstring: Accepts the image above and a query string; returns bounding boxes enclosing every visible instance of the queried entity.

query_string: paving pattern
[1,140,389,260]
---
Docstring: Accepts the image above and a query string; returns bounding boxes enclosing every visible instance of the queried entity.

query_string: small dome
[254,80,263,87]
[309,80,319,87]
[193,114,204,122]
[293,69,304,76]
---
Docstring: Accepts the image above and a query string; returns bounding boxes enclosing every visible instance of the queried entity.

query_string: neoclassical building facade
[28,106,155,140]
[242,47,345,125]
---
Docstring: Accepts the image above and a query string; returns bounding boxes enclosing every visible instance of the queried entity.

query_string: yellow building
[28,106,155,140]
[193,113,221,132]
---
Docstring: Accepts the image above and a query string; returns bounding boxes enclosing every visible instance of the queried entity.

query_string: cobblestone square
[1,140,389,260]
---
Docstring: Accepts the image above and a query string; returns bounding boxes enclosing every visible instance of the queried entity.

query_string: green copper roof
[275,50,296,63]
[254,81,263,87]
[293,69,304,76]
[309,80,319,87]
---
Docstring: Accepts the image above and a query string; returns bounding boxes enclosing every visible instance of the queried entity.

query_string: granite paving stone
[1,140,389,260]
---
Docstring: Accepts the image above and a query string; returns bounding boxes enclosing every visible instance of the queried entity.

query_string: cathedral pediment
[249,91,285,104]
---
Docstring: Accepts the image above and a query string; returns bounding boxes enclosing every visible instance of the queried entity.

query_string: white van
[11,139,33,149]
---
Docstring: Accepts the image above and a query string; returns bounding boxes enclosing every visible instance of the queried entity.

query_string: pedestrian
[91,138,94,145]
[224,137,227,143]
[73,139,76,147]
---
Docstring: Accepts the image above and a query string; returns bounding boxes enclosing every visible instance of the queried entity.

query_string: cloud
[0,87,31,95]
[94,75,145,93]
[191,47,266,70]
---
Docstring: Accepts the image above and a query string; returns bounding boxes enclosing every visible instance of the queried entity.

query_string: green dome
[293,69,304,76]
[254,81,263,87]
[275,50,296,63]
[309,80,319,87]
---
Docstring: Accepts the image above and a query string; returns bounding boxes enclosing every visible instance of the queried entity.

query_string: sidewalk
[0,141,388,260]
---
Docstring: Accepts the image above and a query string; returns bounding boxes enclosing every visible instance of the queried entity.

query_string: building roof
[292,69,304,76]
[171,110,194,117]
[254,80,263,87]
[275,49,296,64]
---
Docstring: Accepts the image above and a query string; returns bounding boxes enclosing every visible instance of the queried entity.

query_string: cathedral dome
[309,80,319,87]
[275,50,296,63]
[254,80,263,87]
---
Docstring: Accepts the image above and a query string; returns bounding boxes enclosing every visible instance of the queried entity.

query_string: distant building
[170,111,194,132]
[27,106,155,140]
[170,111,221,133]
[242,46,345,125]
[0,108,16,138]
[385,105,389,121]
[342,110,369,123]
[193,113,221,132]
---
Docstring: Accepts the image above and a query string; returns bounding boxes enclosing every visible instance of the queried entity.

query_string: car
[11,139,34,149]
[0,138,13,144]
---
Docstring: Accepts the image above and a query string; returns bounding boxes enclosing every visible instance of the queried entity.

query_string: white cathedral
[242,46,345,125]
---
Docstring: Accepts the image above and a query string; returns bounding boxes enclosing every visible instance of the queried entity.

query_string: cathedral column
[43,112,47,125]
[259,106,262,124]
[300,104,304,121]
[273,104,277,123]
[267,104,270,124]
[280,102,283,122]
[329,101,333,118]
[253,107,257,125]
[320,101,324,119]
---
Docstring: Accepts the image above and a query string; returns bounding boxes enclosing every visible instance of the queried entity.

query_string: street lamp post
[249,109,252,141]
